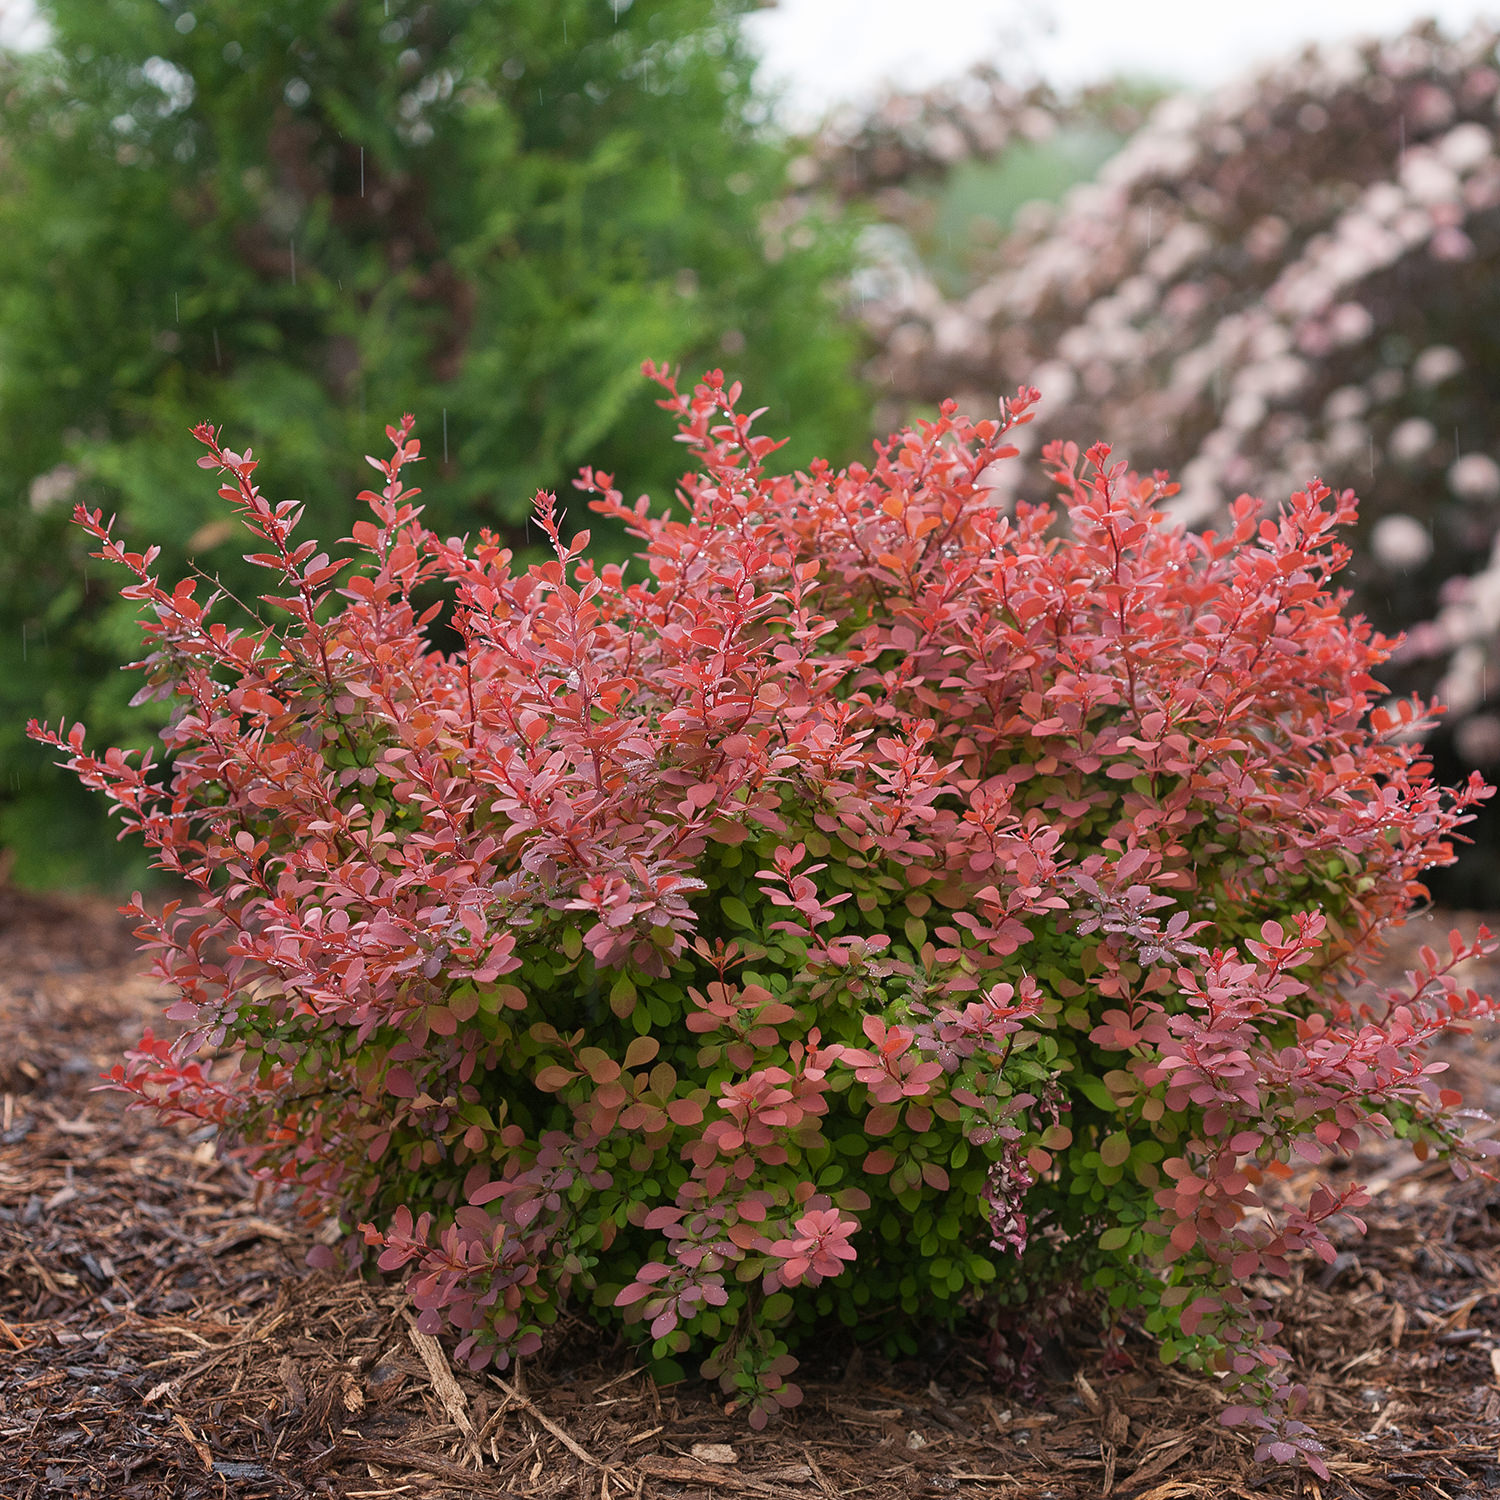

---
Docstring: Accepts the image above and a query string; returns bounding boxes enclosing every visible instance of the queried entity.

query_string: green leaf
[609,975,637,1019]
[720,895,755,929]
[1077,1076,1117,1112]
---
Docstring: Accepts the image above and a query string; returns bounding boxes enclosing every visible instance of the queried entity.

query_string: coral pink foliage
[30,366,1500,1466]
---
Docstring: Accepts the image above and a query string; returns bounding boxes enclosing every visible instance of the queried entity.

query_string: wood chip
[690,1442,739,1464]
[403,1314,476,1440]
[1103,1400,1130,1447]
[172,1412,214,1472]
[277,1353,306,1411]
[490,1370,604,1470]
[634,1456,791,1495]
[1390,1300,1408,1347]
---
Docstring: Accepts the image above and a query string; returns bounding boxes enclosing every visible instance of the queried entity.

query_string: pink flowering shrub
[856,23,1500,890]
[31,365,1500,1464]
[784,65,1143,205]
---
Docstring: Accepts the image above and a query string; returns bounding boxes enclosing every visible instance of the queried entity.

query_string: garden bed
[4,885,1500,1499]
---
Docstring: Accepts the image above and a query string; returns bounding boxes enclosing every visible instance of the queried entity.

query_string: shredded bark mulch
[5,887,1500,1498]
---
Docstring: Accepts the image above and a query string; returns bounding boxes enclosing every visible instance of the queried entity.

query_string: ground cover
[4,885,1500,1499]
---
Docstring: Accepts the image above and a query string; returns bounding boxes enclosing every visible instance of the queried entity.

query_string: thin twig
[490,1370,605,1470]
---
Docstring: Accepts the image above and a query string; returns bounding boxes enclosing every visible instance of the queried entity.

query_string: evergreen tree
[0,0,870,887]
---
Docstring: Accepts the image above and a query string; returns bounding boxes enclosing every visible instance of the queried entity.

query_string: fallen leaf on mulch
[5,888,1500,1497]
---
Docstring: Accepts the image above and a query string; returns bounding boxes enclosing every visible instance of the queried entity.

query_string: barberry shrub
[32,367,1499,1464]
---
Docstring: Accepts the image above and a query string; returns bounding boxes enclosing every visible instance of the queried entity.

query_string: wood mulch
[5,887,1500,1498]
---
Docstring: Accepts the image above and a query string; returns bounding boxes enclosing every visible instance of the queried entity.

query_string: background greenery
[850,25,1500,901]
[0,0,874,889]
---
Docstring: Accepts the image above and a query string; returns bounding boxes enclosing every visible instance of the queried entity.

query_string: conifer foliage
[0,0,867,886]
[33,368,1500,1466]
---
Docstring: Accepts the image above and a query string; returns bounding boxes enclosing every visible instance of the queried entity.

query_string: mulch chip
[5,887,1500,1497]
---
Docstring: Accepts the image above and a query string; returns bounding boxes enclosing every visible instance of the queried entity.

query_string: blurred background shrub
[848,22,1500,902]
[0,0,873,889]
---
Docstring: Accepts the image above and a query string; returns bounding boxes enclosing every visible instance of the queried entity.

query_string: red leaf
[920,1161,950,1191]
[385,1067,417,1099]
[666,1098,705,1126]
